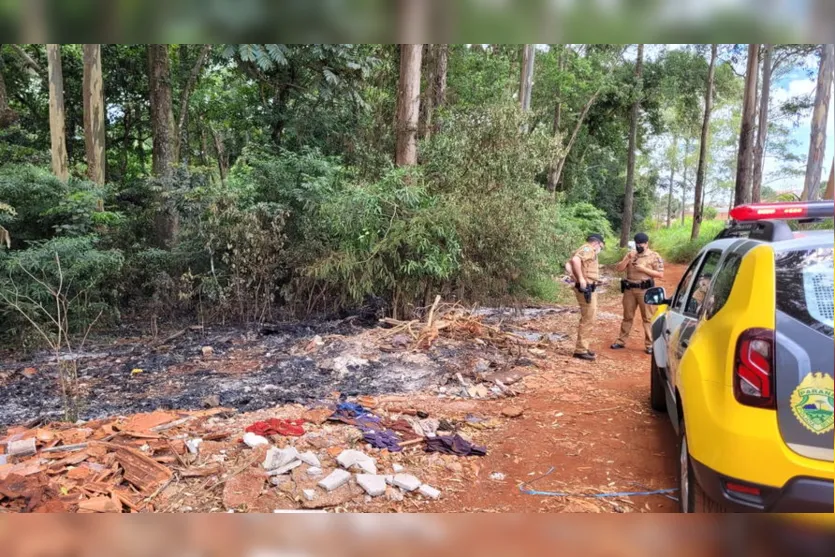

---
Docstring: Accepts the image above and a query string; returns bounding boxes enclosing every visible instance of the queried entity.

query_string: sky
[767,64,835,193]
[648,44,834,198]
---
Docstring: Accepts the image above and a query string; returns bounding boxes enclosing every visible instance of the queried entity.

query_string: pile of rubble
[0,393,496,512]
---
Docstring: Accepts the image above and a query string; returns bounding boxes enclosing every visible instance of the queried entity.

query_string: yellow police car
[644,200,834,513]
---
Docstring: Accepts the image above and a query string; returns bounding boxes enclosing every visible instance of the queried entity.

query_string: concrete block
[303,489,317,501]
[263,447,299,470]
[306,466,323,478]
[418,484,441,500]
[298,451,321,468]
[392,464,404,473]
[392,474,421,492]
[336,449,377,475]
[356,474,387,497]
[266,460,302,476]
[318,469,352,492]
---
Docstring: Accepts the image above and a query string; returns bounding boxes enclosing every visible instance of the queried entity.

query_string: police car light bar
[729,200,835,222]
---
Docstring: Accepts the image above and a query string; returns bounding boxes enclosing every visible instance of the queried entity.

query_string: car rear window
[775,247,834,337]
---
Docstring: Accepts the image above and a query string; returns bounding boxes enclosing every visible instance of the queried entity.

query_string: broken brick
[222,468,266,509]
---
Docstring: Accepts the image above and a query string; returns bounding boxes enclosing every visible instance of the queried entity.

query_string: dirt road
[428,263,687,512]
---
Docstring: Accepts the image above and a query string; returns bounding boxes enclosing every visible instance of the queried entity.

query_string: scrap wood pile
[380,296,546,351]
[0,408,232,513]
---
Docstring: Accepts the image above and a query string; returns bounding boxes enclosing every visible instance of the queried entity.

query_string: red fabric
[244,418,305,437]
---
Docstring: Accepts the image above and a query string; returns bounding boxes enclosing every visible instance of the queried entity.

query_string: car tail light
[734,328,775,409]
[729,200,834,221]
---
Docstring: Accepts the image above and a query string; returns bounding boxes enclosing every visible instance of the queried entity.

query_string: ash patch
[0,319,445,426]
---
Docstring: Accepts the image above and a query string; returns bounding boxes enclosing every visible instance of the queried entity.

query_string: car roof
[773,230,834,252]
[702,230,833,256]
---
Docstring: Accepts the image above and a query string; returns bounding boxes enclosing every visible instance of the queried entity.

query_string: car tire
[650,356,667,412]
[679,423,729,513]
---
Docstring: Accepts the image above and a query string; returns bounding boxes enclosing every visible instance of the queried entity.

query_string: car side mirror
[644,286,670,306]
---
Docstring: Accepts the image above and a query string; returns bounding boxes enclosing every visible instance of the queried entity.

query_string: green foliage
[0,165,123,246]
[307,168,461,314]
[650,219,726,264]
[0,236,124,346]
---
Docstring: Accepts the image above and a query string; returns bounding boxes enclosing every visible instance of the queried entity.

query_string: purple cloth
[425,434,487,457]
[362,429,402,452]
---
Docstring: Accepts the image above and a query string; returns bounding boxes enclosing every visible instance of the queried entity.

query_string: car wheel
[650,356,667,412]
[679,424,728,513]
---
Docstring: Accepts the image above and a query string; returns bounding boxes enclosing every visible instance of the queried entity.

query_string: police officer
[611,232,664,354]
[567,233,605,361]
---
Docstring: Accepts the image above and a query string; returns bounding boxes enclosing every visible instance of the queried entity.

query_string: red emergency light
[729,200,835,222]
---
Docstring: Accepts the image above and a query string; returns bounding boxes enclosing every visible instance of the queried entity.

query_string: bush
[306,168,461,317]
[0,236,124,347]
[650,219,725,264]
[0,164,123,246]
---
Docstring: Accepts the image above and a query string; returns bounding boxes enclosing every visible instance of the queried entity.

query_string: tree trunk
[82,44,106,184]
[752,44,773,203]
[519,44,535,112]
[681,137,692,226]
[175,44,211,163]
[666,137,678,228]
[395,44,422,167]
[0,48,18,128]
[620,44,644,247]
[148,44,179,247]
[548,87,603,194]
[824,159,834,200]
[210,125,228,185]
[419,44,435,141]
[691,44,717,240]
[431,44,448,136]
[801,44,834,201]
[734,44,760,207]
[46,44,68,182]
[546,47,565,194]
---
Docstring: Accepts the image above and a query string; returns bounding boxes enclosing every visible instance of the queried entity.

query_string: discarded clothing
[333,402,368,418]
[362,429,402,452]
[245,418,305,437]
[329,402,383,430]
[383,419,423,441]
[425,434,487,457]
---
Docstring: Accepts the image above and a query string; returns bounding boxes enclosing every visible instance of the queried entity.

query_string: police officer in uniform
[567,233,605,361]
[611,232,664,354]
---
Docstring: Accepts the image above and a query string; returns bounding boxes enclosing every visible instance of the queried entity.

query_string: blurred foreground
[0,515,833,557]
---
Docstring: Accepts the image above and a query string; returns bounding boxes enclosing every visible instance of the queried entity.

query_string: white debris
[318,469,352,492]
[7,438,35,457]
[243,432,269,448]
[392,474,421,492]
[306,466,323,478]
[185,438,203,455]
[266,460,302,476]
[418,484,441,500]
[329,355,369,376]
[336,449,377,475]
[490,472,506,481]
[263,447,300,471]
[356,474,387,497]
[384,475,394,485]
[392,464,404,473]
[298,451,321,468]
[387,487,404,502]
[303,489,317,502]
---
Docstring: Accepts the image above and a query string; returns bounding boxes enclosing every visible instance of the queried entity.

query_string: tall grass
[649,219,726,263]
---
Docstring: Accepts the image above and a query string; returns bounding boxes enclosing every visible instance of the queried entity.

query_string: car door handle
[681,340,689,348]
